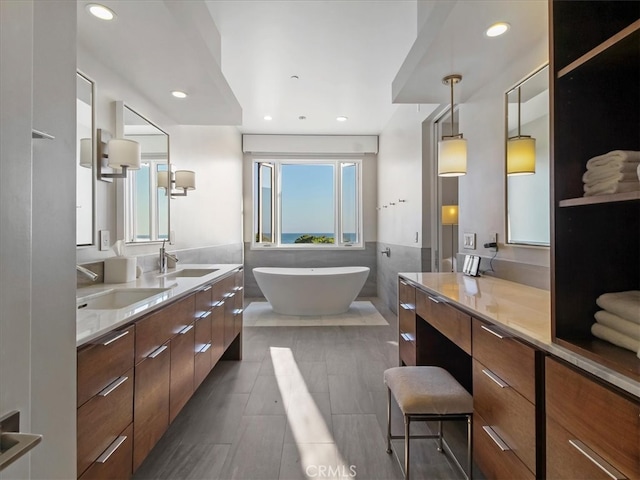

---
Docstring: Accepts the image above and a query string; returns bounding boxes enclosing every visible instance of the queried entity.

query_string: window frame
[252,157,364,250]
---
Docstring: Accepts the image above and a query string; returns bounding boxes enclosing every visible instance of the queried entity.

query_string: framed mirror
[505,64,550,246]
[76,72,95,246]
[116,102,170,243]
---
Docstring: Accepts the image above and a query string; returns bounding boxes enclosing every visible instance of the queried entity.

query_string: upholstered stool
[383,366,473,480]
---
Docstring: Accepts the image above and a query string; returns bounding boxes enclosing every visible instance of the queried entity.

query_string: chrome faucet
[159,240,178,273]
[76,264,99,281]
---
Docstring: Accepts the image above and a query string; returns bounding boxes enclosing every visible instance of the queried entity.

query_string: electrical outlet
[463,233,476,250]
[99,230,110,251]
[484,233,498,252]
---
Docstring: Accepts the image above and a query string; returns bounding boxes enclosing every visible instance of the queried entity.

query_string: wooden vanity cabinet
[77,325,135,479]
[472,319,539,478]
[545,357,640,479]
[223,275,238,350]
[397,279,417,366]
[233,270,244,338]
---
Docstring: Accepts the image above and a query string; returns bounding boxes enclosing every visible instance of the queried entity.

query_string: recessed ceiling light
[298,116,306,120]
[264,115,273,121]
[86,3,115,20]
[486,22,510,37]
[336,116,348,122]
[171,90,188,99]
[290,75,299,80]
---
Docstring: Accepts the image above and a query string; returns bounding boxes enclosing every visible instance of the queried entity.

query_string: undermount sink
[158,268,219,279]
[77,288,171,310]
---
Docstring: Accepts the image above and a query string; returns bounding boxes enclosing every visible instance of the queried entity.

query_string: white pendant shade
[107,138,141,170]
[157,170,170,189]
[438,137,467,177]
[441,205,459,225]
[79,138,92,168]
[507,137,536,175]
[175,170,196,190]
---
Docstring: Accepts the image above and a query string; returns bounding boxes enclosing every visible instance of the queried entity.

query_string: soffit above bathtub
[392,0,548,105]
[77,0,241,126]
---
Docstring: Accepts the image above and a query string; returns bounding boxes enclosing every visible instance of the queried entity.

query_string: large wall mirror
[116,102,170,243]
[76,72,95,246]
[505,64,550,246]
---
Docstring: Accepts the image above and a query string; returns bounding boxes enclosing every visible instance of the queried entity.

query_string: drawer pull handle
[200,343,212,353]
[99,330,129,346]
[234,286,244,292]
[233,308,243,316]
[202,286,212,292]
[148,345,168,359]
[179,324,194,335]
[199,311,212,319]
[427,296,441,304]
[400,332,415,342]
[569,440,627,480]
[481,369,509,388]
[480,324,508,339]
[98,376,128,397]
[399,280,408,286]
[227,292,236,298]
[215,300,225,307]
[482,426,510,451]
[96,435,127,464]
[400,303,411,311]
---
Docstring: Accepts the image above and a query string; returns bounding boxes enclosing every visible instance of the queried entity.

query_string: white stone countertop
[399,272,640,399]
[76,264,242,348]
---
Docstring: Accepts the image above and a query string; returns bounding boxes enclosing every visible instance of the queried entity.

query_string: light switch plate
[99,230,110,251]
[463,233,476,250]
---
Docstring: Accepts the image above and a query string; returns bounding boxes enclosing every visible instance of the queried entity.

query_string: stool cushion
[384,366,472,415]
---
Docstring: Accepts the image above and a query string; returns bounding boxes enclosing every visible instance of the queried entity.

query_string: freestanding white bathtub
[253,266,370,316]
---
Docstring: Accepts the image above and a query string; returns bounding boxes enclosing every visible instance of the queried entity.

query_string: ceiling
[77,1,547,135]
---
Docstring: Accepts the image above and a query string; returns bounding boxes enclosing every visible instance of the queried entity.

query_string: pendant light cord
[517,86,522,137]
[450,78,455,136]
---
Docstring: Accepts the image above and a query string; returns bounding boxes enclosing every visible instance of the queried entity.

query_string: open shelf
[557,20,640,78]
[555,337,640,383]
[559,191,640,208]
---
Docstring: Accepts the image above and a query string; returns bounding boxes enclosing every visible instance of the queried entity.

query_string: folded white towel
[583,180,640,196]
[586,150,640,170]
[595,310,640,341]
[591,323,640,353]
[582,169,639,184]
[596,291,640,324]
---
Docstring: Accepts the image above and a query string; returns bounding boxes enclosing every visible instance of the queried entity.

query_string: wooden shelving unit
[551,1,640,381]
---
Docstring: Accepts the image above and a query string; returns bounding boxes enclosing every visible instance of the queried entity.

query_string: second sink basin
[159,268,219,279]
[77,288,170,310]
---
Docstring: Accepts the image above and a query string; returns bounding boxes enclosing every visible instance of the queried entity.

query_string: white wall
[76,48,243,263]
[1,1,77,478]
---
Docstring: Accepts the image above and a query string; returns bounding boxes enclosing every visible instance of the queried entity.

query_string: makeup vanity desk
[398,272,640,480]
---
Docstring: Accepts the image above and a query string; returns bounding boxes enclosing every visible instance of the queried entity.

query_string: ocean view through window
[253,158,362,248]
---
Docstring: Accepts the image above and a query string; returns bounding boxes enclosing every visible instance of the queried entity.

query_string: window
[125,161,169,242]
[253,158,362,248]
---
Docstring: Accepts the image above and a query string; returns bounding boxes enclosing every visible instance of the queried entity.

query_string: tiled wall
[377,243,432,314]
[243,242,378,298]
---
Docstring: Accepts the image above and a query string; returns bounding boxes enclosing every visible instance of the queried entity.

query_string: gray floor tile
[284,391,333,444]
[328,375,375,414]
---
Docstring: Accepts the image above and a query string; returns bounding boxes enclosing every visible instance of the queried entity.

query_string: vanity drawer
[135,295,195,362]
[79,423,133,480]
[398,302,416,338]
[77,369,133,477]
[77,325,135,408]
[415,289,471,355]
[195,284,212,317]
[472,319,536,403]
[473,359,536,474]
[545,357,640,479]
[473,410,534,480]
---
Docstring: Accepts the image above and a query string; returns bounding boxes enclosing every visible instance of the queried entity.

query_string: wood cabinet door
[194,310,212,389]
[169,323,195,423]
[78,424,133,480]
[133,342,170,472]
[223,277,236,349]
[211,302,225,365]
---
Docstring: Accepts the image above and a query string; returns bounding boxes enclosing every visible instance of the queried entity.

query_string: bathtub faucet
[381,247,391,257]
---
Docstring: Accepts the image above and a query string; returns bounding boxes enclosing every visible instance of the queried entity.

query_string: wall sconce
[157,169,196,197]
[96,129,141,181]
[438,75,467,177]
[79,138,92,168]
[442,205,459,272]
[507,86,536,176]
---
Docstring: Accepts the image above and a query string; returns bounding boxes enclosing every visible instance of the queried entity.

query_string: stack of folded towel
[590,290,640,358]
[582,150,640,196]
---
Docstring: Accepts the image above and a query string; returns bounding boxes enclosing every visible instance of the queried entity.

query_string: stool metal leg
[437,420,443,452]
[386,388,392,454]
[404,415,410,480]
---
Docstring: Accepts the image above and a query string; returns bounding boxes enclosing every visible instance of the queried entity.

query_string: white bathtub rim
[253,266,370,276]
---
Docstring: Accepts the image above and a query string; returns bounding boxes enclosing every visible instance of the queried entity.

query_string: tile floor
[133,297,474,480]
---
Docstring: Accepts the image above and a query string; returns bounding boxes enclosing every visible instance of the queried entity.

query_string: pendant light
[507,86,536,175]
[438,74,467,177]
